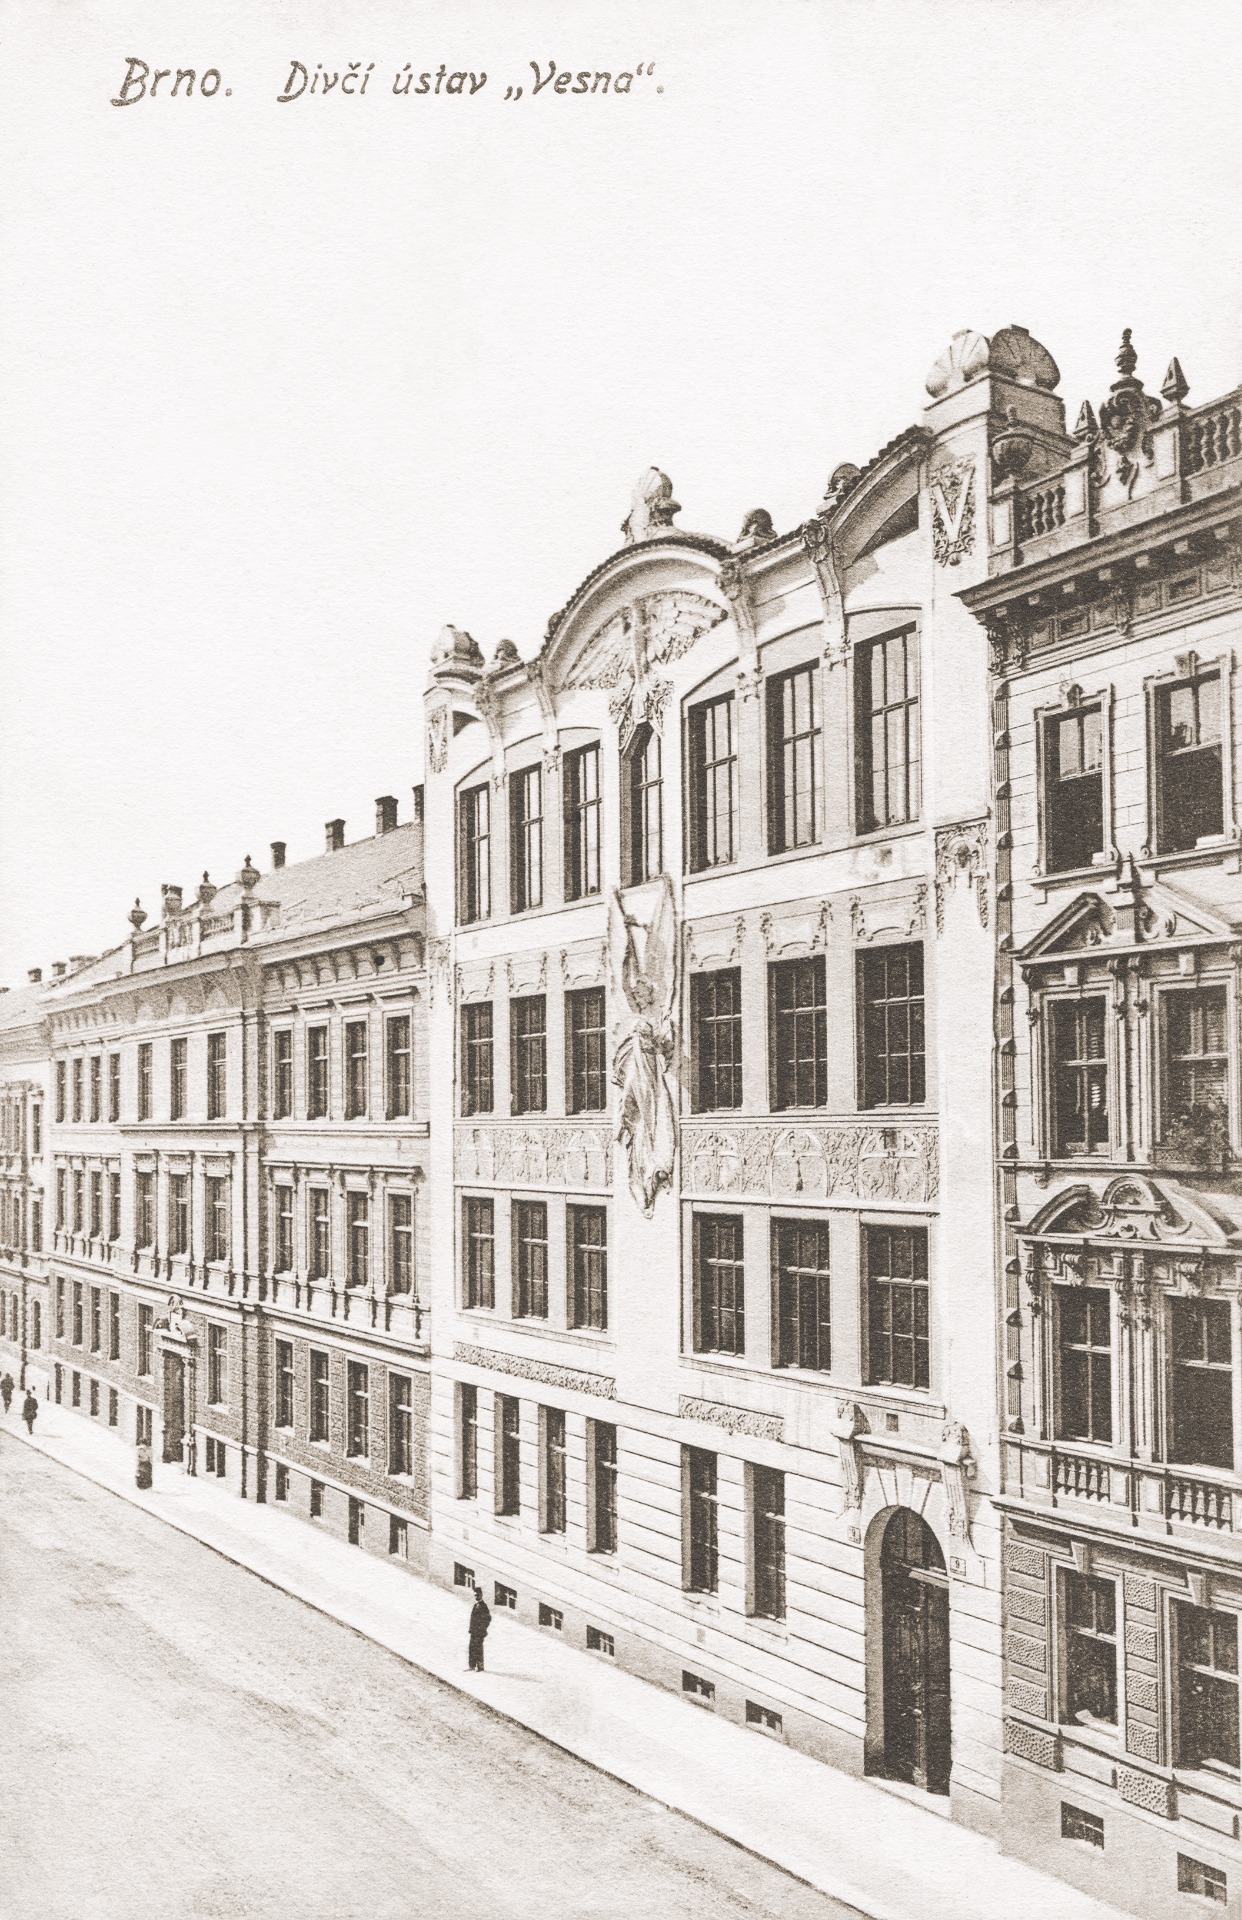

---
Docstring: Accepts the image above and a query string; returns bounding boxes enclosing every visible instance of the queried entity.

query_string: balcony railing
[1168,1474,1232,1530]
[1008,1438,1242,1547]
[1185,394,1242,475]
[1052,1453,1109,1502]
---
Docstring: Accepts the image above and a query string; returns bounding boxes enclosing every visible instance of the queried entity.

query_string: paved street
[0,1438,859,1920]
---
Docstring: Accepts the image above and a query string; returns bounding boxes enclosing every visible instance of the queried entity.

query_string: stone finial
[736,507,778,546]
[988,325,1060,391]
[1073,400,1098,440]
[1162,357,1189,405]
[430,624,484,675]
[621,468,680,543]
[238,855,260,890]
[821,463,862,511]
[128,899,147,932]
[991,406,1036,479]
[491,637,521,669]
[197,872,217,908]
[925,329,991,398]
[1115,328,1138,379]
[160,884,183,918]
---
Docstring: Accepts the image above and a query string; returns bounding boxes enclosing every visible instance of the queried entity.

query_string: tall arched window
[623,724,663,885]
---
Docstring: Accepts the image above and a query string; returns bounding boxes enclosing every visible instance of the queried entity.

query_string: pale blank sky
[2,0,1240,984]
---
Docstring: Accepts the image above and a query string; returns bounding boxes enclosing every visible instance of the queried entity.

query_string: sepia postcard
[2,4,1241,1917]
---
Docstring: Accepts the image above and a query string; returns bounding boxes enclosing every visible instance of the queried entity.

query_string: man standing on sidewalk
[21,1389,38,1435]
[468,1587,491,1672]
[0,1373,13,1413]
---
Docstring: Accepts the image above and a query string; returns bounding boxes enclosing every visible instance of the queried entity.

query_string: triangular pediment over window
[1018,877,1240,965]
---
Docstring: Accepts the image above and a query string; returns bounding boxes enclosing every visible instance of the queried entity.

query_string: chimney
[376,795,398,836]
[270,841,286,870]
[69,956,96,972]
[27,968,42,985]
[412,784,425,823]
[325,818,345,853]
[51,962,66,980]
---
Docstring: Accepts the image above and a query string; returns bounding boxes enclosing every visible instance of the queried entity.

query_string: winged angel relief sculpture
[610,876,679,1215]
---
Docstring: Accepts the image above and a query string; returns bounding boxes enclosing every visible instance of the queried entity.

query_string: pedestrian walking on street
[0,1373,13,1413]
[468,1586,491,1672]
[21,1390,38,1435]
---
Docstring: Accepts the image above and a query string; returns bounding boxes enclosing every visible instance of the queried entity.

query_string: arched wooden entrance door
[881,1509,951,1795]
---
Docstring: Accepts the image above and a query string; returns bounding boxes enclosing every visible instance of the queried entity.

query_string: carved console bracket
[934,818,989,935]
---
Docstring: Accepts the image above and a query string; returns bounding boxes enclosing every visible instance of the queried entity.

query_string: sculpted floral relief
[684,1122,938,1204]
[455,1124,612,1189]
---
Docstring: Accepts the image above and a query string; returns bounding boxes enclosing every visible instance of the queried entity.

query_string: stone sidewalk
[0,1404,1127,1920]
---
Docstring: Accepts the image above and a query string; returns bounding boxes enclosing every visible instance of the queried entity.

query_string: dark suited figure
[0,1374,13,1413]
[468,1587,491,1672]
[21,1391,38,1435]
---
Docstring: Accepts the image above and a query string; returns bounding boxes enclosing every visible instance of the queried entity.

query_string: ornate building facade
[39,805,433,1568]
[962,337,1242,1914]
[419,326,1065,1834]
[0,976,50,1399]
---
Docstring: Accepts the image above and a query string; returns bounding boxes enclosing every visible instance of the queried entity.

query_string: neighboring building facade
[41,803,433,1570]
[420,326,1066,1834]
[0,977,50,1399]
[962,337,1242,1914]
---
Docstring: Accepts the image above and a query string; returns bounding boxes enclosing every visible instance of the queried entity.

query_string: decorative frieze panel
[455,1123,612,1189]
[850,889,927,945]
[760,901,831,959]
[685,915,746,972]
[678,1396,784,1442]
[452,1342,615,1400]
[681,1120,938,1206]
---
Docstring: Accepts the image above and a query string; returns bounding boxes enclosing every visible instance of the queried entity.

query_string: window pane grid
[513,1199,549,1318]
[461,1002,494,1116]
[691,969,742,1112]
[563,744,602,901]
[511,996,547,1114]
[463,1197,495,1309]
[566,988,607,1113]
[510,764,544,914]
[693,1213,745,1356]
[859,943,926,1108]
[772,1219,831,1371]
[1057,1285,1113,1443]
[857,628,920,831]
[865,1225,929,1388]
[770,957,828,1109]
[568,1204,607,1330]
[690,695,738,871]
[1050,997,1109,1155]
[769,664,821,852]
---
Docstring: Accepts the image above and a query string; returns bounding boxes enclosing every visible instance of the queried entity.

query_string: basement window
[1060,1802,1104,1849]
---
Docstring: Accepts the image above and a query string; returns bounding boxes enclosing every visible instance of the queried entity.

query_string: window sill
[1142,839,1240,877]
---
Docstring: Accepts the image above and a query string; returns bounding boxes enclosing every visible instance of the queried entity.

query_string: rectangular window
[691,969,743,1112]
[496,1394,521,1516]
[309,1349,330,1443]
[685,1447,718,1593]
[89,1378,99,1417]
[170,1173,190,1257]
[625,725,663,884]
[458,782,491,924]
[385,1016,411,1120]
[72,1169,84,1234]
[1164,986,1229,1139]
[89,1170,103,1239]
[541,1406,567,1533]
[1063,1570,1118,1727]
[108,1292,120,1361]
[771,1218,831,1371]
[207,1032,227,1120]
[509,764,544,914]
[347,1496,364,1545]
[72,1057,83,1124]
[566,987,607,1113]
[55,1277,65,1341]
[1044,704,1104,873]
[1056,1286,1113,1443]
[563,742,602,901]
[1050,997,1109,1156]
[513,1199,549,1319]
[306,1026,329,1119]
[590,1419,618,1554]
[1171,1297,1234,1470]
[274,1185,294,1273]
[108,1387,118,1428]
[586,1626,614,1656]
[864,1224,930,1389]
[206,1178,228,1265]
[274,1463,289,1503]
[310,1479,324,1518]
[538,1603,563,1631]
[494,1582,517,1611]
[89,1055,102,1123]
[767,663,821,851]
[693,1212,745,1356]
[344,1021,368,1119]
[137,1043,152,1121]
[769,957,828,1110]
[1060,1803,1104,1849]
[272,1029,293,1118]
[309,1189,330,1282]
[136,1170,155,1248]
[510,996,547,1114]
[459,1382,478,1498]
[31,1103,41,1156]
[858,943,925,1108]
[346,1361,369,1457]
[56,1167,66,1231]
[345,1192,369,1288]
[137,1304,153,1377]
[31,1201,42,1254]
[688,693,738,871]
[207,1323,228,1405]
[275,1339,294,1429]
[388,1192,413,1294]
[461,1002,494,1116]
[1178,1855,1228,1904]
[170,1037,188,1120]
[568,1204,607,1331]
[682,1670,715,1704]
[856,625,920,830]
[108,1172,121,1242]
[56,1060,66,1125]
[389,1371,413,1476]
[90,1286,101,1352]
[1158,671,1223,852]
[746,1702,783,1735]
[463,1197,495,1310]
[1177,1604,1240,1775]
[750,1466,786,1620]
